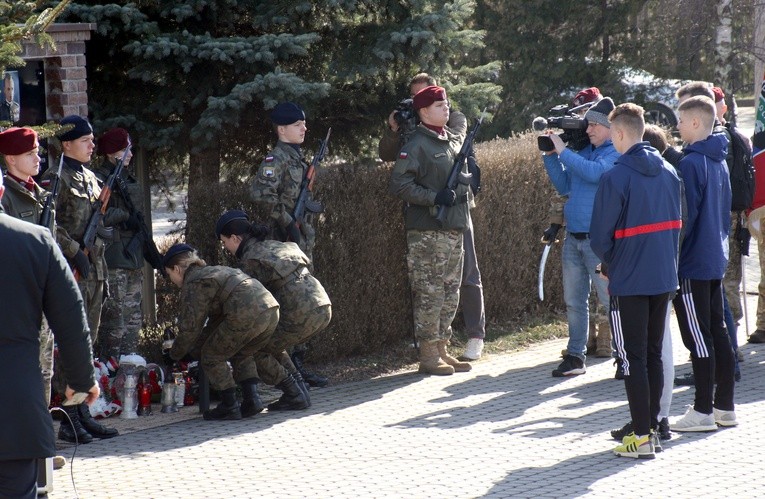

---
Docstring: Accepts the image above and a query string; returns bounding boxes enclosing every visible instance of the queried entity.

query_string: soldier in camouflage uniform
[163,243,307,419]
[216,210,331,406]
[93,128,145,361]
[0,128,56,404]
[250,101,329,387]
[389,85,473,376]
[40,116,120,443]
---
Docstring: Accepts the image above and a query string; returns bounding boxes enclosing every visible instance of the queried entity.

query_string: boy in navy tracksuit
[670,96,737,431]
[591,103,682,458]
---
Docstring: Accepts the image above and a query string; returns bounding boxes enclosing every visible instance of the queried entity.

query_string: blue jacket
[590,142,682,296]
[543,140,620,232]
[677,133,731,280]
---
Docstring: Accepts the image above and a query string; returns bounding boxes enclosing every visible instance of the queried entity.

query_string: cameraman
[542,97,620,377]
[380,73,486,360]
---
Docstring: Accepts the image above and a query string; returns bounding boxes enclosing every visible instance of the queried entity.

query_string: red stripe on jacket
[614,220,682,239]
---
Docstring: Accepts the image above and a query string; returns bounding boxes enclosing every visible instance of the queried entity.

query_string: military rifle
[117,175,168,278]
[75,140,131,280]
[434,110,485,225]
[39,153,63,229]
[291,128,331,240]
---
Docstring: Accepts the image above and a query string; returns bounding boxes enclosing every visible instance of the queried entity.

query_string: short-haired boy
[670,96,737,431]
[591,103,682,458]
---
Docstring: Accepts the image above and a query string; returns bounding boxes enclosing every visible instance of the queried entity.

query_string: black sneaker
[610,420,633,441]
[674,372,695,386]
[614,359,625,380]
[552,355,585,377]
[657,417,671,441]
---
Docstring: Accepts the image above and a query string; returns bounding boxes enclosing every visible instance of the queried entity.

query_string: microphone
[532,116,548,131]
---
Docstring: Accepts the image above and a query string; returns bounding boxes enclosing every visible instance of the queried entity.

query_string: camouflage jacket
[92,161,145,270]
[170,263,279,360]
[0,174,55,234]
[41,157,108,279]
[389,124,471,231]
[237,237,331,316]
[250,141,317,249]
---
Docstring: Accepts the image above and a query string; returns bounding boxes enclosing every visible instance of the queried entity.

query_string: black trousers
[611,293,671,436]
[0,458,38,499]
[672,278,735,413]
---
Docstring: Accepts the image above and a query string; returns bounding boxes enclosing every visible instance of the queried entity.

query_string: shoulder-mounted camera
[533,103,591,152]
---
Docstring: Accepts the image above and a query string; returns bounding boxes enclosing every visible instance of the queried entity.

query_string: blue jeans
[562,234,610,360]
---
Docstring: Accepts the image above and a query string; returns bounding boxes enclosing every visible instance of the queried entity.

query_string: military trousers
[99,267,144,360]
[406,229,464,343]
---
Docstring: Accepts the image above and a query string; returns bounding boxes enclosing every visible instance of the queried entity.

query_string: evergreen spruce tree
[64,0,502,258]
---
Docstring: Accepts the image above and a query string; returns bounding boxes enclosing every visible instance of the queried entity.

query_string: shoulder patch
[265,156,274,163]
[399,152,408,159]
[261,167,275,178]
[40,179,51,187]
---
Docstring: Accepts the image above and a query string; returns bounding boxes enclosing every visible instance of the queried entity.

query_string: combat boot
[78,402,118,439]
[291,371,312,407]
[437,339,472,372]
[418,340,454,376]
[267,375,309,411]
[58,404,93,444]
[595,319,613,358]
[239,378,265,418]
[203,387,242,420]
[291,350,329,388]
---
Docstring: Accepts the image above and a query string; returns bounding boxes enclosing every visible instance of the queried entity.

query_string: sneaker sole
[613,450,655,459]
[715,420,739,427]
[671,425,717,432]
[552,368,586,377]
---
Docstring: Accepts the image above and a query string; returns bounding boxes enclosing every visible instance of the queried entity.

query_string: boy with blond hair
[670,96,737,431]
[591,104,682,458]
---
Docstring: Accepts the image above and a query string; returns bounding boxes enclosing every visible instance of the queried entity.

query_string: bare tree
[754,1,765,99]
[715,0,734,97]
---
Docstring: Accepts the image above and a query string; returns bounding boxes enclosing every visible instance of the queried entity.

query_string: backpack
[724,122,755,212]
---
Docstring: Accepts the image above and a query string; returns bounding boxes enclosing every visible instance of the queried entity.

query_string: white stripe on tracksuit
[679,279,710,358]
[610,296,629,376]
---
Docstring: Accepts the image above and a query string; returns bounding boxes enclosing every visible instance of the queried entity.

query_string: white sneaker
[671,405,717,432]
[461,338,484,361]
[713,408,738,427]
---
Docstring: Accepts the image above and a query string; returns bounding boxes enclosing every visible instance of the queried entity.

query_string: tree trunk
[754,0,765,104]
[714,0,733,95]
[186,145,221,264]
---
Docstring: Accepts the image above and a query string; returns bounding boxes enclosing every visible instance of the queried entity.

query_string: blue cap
[215,210,249,239]
[162,243,195,268]
[58,115,93,142]
[270,102,305,125]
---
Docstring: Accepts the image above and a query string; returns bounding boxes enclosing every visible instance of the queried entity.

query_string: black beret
[58,115,93,142]
[215,210,249,239]
[162,243,195,268]
[270,102,305,125]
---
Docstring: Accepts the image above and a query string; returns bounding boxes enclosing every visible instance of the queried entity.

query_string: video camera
[393,98,418,135]
[533,103,591,152]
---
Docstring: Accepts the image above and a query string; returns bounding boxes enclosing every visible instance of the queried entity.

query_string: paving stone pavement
[47,248,764,498]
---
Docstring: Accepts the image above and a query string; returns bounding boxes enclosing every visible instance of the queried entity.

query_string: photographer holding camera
[541,97,620,377]
[380,73,486,361]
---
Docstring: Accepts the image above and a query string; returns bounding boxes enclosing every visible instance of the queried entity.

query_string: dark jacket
[0,214,94,460]
[677,133,731,280]
[590,142,682,296]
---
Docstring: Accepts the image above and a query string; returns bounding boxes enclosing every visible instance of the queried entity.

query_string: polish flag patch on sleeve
[264,156,274,163]
[399,152,408,159]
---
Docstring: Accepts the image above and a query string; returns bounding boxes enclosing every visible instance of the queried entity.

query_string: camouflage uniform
[389,124,470,343]
[1,174,56,403]
[250,141,317,262]
[236,237,332,385]
[41,157,109,343]
[170,263,280,391]
[93,162,145,359]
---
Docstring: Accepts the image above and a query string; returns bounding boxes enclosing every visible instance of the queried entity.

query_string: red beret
[98,128,130,155]
[712,86,725,103]
[0,127,38,156]
[573,87,601,107]
[412,85,447,110]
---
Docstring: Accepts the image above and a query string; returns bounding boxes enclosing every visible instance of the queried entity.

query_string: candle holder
[160,380,178,413]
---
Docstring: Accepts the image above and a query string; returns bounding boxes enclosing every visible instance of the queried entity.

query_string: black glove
[162,350,174,367]
[434,188,456,207]
[541,223,562,244]
[737,222,751,257]
[73,249,90,279]
[286,221,302,244]
[123,212,142,231]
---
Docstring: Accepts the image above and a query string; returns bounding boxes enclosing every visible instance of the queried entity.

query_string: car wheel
[644,102,677,128]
